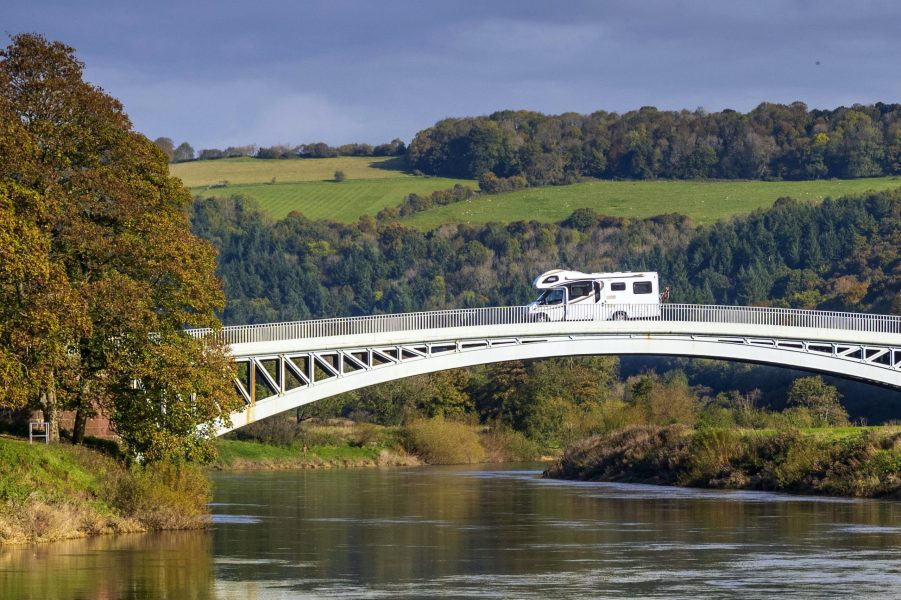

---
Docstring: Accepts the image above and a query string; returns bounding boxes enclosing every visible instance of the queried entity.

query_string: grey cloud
[6,1,901,147]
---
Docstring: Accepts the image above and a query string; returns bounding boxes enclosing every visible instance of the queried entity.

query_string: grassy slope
[199,177,474,221]
[172,158,901,227]
[172,156,475,222]
[0,436,209,544]
[402,176,901,228]
[171,156,409,187]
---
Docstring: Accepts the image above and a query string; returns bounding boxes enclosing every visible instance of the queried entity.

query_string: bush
[402,417,485,464]
[684,428,745,485]
[482,426,540,462]
[228,414,299,446]
[103,462,211,530]
[334,170,346,182]
[349,423,385,448]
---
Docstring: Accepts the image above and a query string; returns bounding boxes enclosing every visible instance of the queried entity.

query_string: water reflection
[209,467,901,598]
[0,531,213,600]
[2,466,899,599]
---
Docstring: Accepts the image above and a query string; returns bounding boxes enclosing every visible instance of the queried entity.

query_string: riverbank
[0,436,210,545]
[214,439,421,469]
[215,417,541,470]
[544,425,901,498]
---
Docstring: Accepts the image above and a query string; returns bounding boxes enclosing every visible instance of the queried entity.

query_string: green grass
[171,156,412,187]
[173,157,901,228]
[173,156,476,222]
[213,439,383,469]
[214,439,301,465]
[196,176,475,222]
[402,176,901,229]
[0,436,211,543]
[0,436,107,506]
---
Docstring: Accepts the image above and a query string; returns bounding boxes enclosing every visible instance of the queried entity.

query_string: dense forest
[191,188,901,430]
[192,189,900,325]
[408,103,901,184]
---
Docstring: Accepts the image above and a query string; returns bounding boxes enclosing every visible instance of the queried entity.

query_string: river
[2,465,900,598]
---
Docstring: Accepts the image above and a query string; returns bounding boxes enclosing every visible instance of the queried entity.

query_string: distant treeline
[152,137,406,163]
[409,103,901,184]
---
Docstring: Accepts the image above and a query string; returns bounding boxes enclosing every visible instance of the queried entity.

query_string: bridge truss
[187,304,901,435]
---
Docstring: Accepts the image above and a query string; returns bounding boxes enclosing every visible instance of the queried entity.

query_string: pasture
[197,177,475,221]
[176,156,475,221]
[174,158,901,228]
[401,176,901,229]
[171,156,410,187]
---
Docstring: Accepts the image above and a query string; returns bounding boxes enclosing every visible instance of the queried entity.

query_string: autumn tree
[0,34,242,460]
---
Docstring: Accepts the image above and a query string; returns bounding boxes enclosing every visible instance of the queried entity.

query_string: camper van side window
[610,282,626,291]
[633,281,653,294]
[569,283,592,299]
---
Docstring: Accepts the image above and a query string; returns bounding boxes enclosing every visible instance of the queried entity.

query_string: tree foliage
[0,34,241,460]
[787,376,849,426]
[408,104,901,184]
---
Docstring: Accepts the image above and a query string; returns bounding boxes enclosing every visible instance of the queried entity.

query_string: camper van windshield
[536,288,565,306]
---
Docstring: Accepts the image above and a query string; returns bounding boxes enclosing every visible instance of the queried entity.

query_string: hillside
[172,156,475,221]
[401,176,901,228]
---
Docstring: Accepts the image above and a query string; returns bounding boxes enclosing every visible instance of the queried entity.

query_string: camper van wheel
[613,311,628,321]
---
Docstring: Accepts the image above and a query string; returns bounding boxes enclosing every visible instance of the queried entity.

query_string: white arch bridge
[188,304,901,435]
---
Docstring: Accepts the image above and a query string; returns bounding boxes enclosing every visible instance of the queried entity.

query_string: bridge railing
[187,304,901,346]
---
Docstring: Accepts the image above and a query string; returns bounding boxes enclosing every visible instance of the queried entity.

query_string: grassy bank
[402,176,901,228]
[545,425,901,498]
[0,436,210,545]
[217,418,541,469]
[214,439,420,469]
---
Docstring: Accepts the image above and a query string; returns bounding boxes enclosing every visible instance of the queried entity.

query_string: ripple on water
[830,524,901,534]
[533,479,864,504]
[211,514,263,524]
[306,517,452,526]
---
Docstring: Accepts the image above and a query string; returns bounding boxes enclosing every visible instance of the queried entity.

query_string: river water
[2,465,900,599]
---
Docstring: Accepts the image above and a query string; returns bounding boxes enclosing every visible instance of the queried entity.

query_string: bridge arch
[217,336,901,436]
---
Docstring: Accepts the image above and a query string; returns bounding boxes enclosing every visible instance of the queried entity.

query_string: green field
[402,177,901,229]
[172,158,901,228]
[171,155,411,187]
[174,156,475,221]
[197,177,475,221]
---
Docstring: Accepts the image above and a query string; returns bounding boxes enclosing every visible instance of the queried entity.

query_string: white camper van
[528,269,661,321]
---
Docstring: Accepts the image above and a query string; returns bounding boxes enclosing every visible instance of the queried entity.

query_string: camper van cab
[528,269,660,321]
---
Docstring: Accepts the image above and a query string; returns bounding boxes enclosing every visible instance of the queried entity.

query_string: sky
[5,0,901,149]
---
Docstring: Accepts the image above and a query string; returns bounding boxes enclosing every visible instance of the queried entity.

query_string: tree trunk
[72,408,87,445]
[40,376,60,443]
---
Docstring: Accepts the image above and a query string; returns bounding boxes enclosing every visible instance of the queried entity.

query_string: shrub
[402,417,485,464]
[334,170,346,182]
[228,414,299,446]
[103,462,210,530]
[684,428,745,485]
[482,426,540,462]
[349,423,385,448]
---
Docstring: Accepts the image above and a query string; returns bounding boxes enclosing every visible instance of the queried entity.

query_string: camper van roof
[533,269,657,288]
